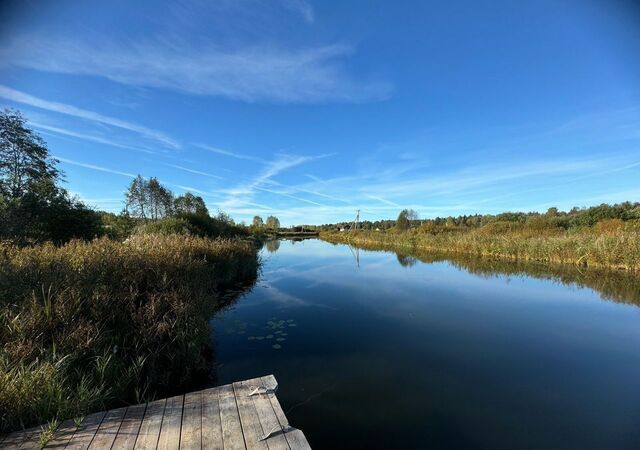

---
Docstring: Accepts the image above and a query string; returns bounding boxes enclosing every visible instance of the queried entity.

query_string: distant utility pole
[350,209,360,232]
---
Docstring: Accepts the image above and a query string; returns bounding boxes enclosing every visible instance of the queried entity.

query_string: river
[210,238,640,449]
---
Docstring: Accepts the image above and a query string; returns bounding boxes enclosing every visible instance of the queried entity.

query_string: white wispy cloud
[254,185,327,207]
[31,122,156,154]
[55,157,137,178]
[164,163,223,179]
[240,149,640,225]
[219,152,334,209]
[250,153,332,188]
[0,85,179,148]
[194,143,264,162]
[304,173,324,183]
[265,179,352,204]
[338,157,620,201]
[280,0,314,23]
[363,193,400,207]
[1,36,392,103]
[166,183,221,199]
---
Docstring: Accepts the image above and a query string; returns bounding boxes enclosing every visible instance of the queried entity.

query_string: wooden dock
[0,375,311,450]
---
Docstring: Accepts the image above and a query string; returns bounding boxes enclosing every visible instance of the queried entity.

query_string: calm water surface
[210,239,640,449]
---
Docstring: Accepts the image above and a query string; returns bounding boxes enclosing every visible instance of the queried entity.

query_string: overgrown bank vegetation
[0,110,262,434]
[321,210,640,271]
[0,234,259,433]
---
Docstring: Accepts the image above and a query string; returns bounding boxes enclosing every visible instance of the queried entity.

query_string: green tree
[396,209,418,230]
[0,109,102,243]
[124,176,173,221]
[125,175,149,219]
[100,210,136,240]
[215,209,234,225]
[0,109,59,198]
[147,177,173,220]
[265,215,280,229]
[174,192,208,216]
[252,215,264,228]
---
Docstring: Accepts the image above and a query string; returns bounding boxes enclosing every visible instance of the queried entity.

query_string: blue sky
[1,0,639,226]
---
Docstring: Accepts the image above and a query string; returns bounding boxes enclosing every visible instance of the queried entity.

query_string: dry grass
[321,223,640,271]
[0,234,259,432]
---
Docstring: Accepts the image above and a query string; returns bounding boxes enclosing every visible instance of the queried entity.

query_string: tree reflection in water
[265,239,281,253]
[340,240,640,306]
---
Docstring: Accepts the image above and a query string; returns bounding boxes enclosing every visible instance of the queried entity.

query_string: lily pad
[276,337,285,342]
[266,334,274,339]
[247,336,256,340]
[272,344,282,349]
[256,336,265,341]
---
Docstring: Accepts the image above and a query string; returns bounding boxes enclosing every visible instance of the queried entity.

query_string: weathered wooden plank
[261,376,287,429]
[179,391,202,450]
[88,407,127,449]
[65,411,107,450]
[0,431,24,450]
[134,398,167,450]
[157,395,184,450]
[232,381,268,450]
[201,388,223,450]
[280,430,311,450]
[245,378,289,450]
[2,375,310,450]
[0,427,40,450]
[112,403,147,449]
[17,427,41,450]
[43,418,77,449]
[261,377,311,450]
[218,384,245,450]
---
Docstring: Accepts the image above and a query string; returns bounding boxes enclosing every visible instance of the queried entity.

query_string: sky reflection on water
[211,239,640,450]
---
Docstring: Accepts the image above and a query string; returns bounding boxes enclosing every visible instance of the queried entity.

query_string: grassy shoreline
[320,227,640,271]
[0,234,259,433]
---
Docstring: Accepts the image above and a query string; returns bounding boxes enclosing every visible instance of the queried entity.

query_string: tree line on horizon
[317,203,640,233]
[2,108,638,244]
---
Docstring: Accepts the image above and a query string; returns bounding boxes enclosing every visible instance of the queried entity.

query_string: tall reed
[0,234,259,432]
[320,225,640,271]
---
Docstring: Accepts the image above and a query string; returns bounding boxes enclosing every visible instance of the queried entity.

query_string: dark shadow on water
[158,274,260,397]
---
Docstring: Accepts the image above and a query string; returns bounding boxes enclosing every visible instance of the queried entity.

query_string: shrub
[135,217,199,236]
[134,214,249,239]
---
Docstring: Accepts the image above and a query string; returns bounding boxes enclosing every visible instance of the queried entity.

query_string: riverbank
[320,227,640,271]
[0,234,259,433]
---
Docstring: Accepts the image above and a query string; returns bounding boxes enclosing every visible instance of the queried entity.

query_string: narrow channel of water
[210,238,640,450]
